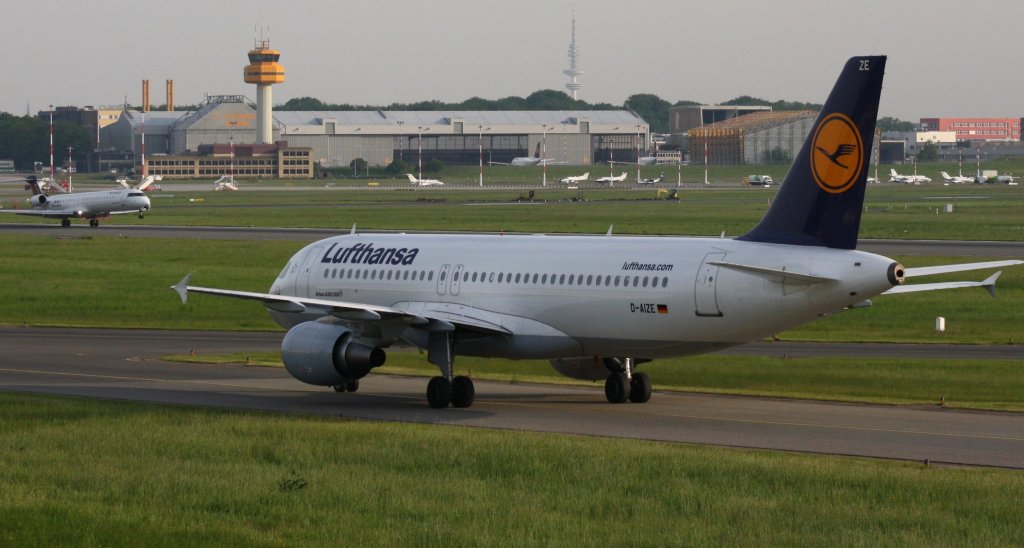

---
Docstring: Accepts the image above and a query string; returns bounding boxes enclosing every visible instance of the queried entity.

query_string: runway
[1,327,1021,469]
[2,222,1023,257]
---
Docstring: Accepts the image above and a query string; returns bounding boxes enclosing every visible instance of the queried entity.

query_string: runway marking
[5,366,1021,445]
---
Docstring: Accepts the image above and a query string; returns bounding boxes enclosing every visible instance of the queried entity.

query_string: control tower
[243,38,285,144]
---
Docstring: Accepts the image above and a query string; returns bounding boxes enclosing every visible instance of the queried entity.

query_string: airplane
[2,175,151,227]
[889,168,931,184]
[559,172,589,184]
[595,172,628,184]
[172,56,1022,410]
[117,174,163,191]
[489,143,565,167]
[637,173,664,185]
[406,173,445,187]
[939,171,975,185]
[993,174,1019,185]
[212,175,239,191]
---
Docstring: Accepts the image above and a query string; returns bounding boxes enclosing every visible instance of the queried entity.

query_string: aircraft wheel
[604,372,629,404]
[332,384,345,392]
[629,372,652,403]
[61,218,71,228]
[451,376,475,408]
[345,379,360,392]
[426,376,452,408]
[89,219,99,228]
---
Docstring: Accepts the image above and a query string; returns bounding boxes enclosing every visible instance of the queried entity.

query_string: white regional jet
[889,168,932,184]
[173,56,1022,409]
[559,172,589,184]
[940,171,976,185]
[3,175,151,227]
[595,172,628,184]
[406,173,445,187]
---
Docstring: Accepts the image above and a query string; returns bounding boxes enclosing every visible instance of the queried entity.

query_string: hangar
[99,96,650,178]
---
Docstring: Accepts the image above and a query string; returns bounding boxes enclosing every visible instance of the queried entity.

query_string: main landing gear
[425,330,475,409]
[88,219,100,228]
[332,379,360,393]
[603,357,652,404]
[60,218,71,228]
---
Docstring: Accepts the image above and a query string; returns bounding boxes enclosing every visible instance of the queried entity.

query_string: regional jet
[595,172,628,184]
[173,57,1022,409]
[406,173,445,187]
[889,168,931,184]
[939,171,975,185]
[559,172,590,184]
[2,175,151,227]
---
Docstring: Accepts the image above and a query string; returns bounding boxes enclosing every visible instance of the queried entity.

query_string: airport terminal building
[99,96,650,178]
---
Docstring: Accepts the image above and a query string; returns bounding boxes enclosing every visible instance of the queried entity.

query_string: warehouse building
[99,96,649,178]
[687,111,818,165]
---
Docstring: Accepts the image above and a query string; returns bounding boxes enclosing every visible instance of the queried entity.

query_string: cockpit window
[128,192,146,197]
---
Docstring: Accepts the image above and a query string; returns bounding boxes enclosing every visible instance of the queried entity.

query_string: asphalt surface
[2,222,1023,257]
[1,327,1021,469]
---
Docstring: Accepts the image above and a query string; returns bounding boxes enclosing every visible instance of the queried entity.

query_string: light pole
[542,125,552,187]
[397,121,405,162]
[478,125,490,187]
[636,124,642,185]
[66,146,73,192]
[417,126,424,180]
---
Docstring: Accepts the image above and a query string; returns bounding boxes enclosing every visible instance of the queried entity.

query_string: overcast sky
[3,0,1021,121]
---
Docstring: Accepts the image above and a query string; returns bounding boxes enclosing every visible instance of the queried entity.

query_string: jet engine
[549,357,609,381]
[29,195,47,206]
[280,321,386,386]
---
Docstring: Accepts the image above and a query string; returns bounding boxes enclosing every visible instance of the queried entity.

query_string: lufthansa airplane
[174,56,1021,409]
[3,175,151,227]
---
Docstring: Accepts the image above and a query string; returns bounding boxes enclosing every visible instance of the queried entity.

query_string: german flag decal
[810,112,863,194]
[657,304,669,314]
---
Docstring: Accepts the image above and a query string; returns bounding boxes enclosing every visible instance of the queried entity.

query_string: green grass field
[2,393,1021,546]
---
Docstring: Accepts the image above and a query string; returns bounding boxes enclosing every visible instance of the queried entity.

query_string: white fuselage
[268,233,897,360]
[33,189,151,219]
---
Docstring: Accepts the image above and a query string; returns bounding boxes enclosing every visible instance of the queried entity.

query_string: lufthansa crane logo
[810,113,863,194]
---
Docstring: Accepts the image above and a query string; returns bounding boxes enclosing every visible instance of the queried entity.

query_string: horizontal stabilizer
[903,260,1023,277]
[884,271,1002,297]
[710,261,837,284]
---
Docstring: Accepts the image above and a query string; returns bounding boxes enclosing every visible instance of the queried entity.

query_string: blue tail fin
[24,175,43,196]
[738,56,886,249]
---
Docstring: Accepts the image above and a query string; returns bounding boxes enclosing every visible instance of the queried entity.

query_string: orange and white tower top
[243,37,285,144]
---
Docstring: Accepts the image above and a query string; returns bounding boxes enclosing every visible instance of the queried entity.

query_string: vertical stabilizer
[738,56,886,249]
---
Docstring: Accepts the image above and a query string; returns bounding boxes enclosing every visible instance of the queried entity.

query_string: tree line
[0,113,92,172]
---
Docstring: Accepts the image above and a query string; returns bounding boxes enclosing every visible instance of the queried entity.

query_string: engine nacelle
[280,321,386,386]
[549,357,610,381]
[29,195,47,206]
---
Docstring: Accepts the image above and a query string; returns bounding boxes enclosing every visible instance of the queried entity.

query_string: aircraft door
[436,264,451,295]
[694,252,725,317]
[451,264,464,296]
[295,245,324,297]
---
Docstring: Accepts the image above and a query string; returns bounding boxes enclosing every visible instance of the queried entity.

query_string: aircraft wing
[884,272,1002,297]
[171,274,509,335]
[0,208,74,218]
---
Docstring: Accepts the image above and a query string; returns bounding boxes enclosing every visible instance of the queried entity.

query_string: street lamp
[478,125,490,187]
[636,124,643,185]
[542,125,553,187]
[397,120,405,162]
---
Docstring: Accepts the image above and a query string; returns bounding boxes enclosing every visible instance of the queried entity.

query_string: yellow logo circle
[810,113,863,194]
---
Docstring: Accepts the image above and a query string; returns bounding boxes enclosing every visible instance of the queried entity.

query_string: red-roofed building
[919,117,1022,141]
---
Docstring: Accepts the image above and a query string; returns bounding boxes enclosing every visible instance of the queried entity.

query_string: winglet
[606,225,613,237]
[171,274,192,304]
[982,271,1001,298]
[351,223,357,235]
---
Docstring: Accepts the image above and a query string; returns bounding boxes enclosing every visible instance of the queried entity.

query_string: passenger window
[472,272,478,282]
[568,274,574,285]
[515,273,521,283]
[542,274,548,284]
[489,272,495,283]
[614,276,621,287]
[662,277,669,288]
[323,270,329,279]
[428,271,434,281]
[642,276,648,287]
[532,273,538,284]
[587,275,593,285]
[633,276,640,287]
[498,273,504,283]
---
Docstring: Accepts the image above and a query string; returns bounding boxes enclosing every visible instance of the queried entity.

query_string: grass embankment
[1,393,1021,546]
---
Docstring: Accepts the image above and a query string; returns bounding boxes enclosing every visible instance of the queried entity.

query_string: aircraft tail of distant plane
[24,175,43,196]
[406,173,418,184]
[739,56,886,250]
